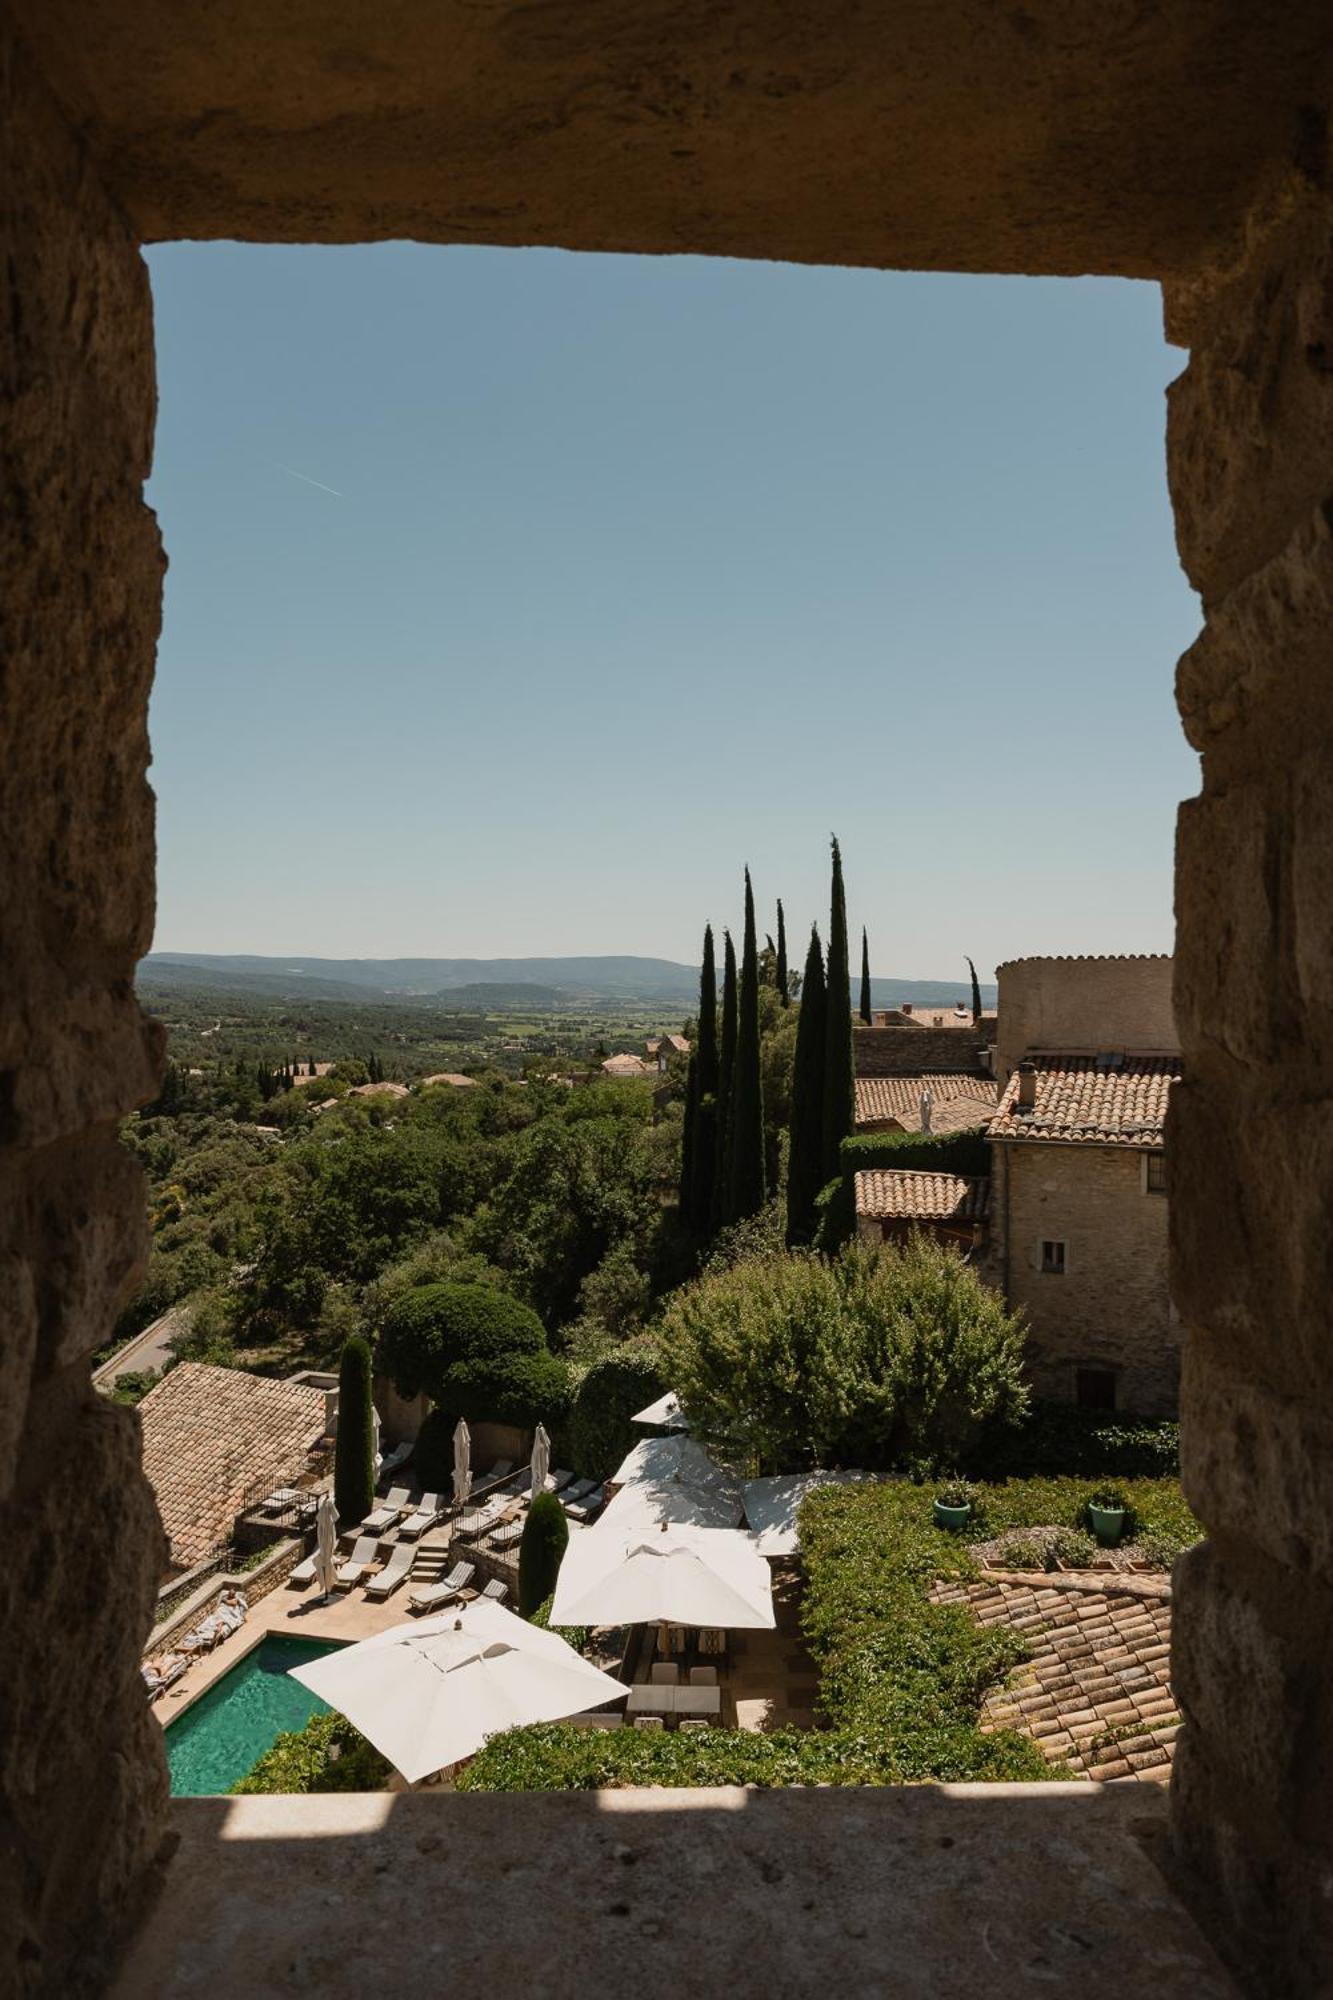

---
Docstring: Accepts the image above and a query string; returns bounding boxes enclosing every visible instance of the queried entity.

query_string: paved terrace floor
[113,1784,1235,1998]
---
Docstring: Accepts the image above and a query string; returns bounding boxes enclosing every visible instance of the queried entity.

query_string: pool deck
[154,1526,461,1723]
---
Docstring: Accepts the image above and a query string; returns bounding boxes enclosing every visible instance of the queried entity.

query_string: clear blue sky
[145,244,1199,980]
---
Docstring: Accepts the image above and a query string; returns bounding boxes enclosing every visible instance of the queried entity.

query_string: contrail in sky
[274,461,345,498]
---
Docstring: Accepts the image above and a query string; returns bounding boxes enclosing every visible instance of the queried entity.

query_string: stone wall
[1164,156,1333,1996]
[0,23,169,1994]
[852,1024,990,1078]
[994,957,1177,1086]
[989,1145,1178,1416]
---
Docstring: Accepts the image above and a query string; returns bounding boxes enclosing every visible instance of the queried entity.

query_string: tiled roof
[988,1052,1179,1146]
[348,1080,410,1098]
[930,1571,1176,1782]
[854,1169,990,1223]
[602,1053,651,1076]
[420,1072,479,1088]
[138,1363,329,1570]
[855,1074,997,1131]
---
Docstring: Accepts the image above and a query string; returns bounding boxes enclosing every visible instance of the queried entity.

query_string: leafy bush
[666,1237,1028,1474]
[231,1709,391,1794]
[840,1128,991,1178]
[378,1282,547,1401]
[965,1400,1178,1479]
[526,1595,590,1656]
[518,1493,570,1616]
[564,1343,669,1482]
[447,1348,572,1430]
[950,1474,1199,1553]
[936,1479,976,1510]
[334,1336,376,1529]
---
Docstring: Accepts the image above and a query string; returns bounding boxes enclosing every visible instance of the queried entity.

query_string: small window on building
[1076,1367,1117,1411]
[1145,1153,1167,1193]
[1040,1239,1066,1275]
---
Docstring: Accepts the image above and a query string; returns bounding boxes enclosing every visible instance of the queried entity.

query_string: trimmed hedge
[965,1401,1179,1480]
[840,1127,991,1178]
[231,1709,391,1795]
[378,1281,547,1401]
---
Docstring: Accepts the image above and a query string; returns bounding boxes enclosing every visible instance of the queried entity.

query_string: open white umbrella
[630,1391,688,1431]
[552,1520,775,1631]
[288,1597,626,1783]
[452,1418,471,1508]
[529,1422,551,1499]
[313,1491,339,1600]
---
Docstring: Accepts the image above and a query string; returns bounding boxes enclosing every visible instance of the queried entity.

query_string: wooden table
[626,1685,722,1720]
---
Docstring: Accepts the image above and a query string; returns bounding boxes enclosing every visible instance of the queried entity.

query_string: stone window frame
[1142,1151,1168,1194]
[1038,1237,1068,1275]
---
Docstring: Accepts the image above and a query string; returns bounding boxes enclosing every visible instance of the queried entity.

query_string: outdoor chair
[365,1543,416,1600]
[679,1718,712,1732]
[689,1666,718,1686]
[488,1521,523,1551]
[650,1663,679,1686]
[287,1553,316,1586]
[335,1535,381,1589]
[361,1486,411,1535]
[481,1578,509,1604]
[408,1560,475,1613]
[562,1479,595,1504]
[398,1493,442,1540]
[564,1486,604,1523]
[633,1715,664,1731]
[548,1468,574,1492]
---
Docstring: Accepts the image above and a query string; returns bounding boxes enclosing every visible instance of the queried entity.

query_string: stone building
[985,956,1181,1414]
[6,6,1333,1997]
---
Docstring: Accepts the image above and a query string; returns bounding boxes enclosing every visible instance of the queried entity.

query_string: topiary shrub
[334,1335,376,1529]
[565,1343,669,1482]
[518,1492,569,1617]
[377,1281,547,1402]
[446,1348,572,1431]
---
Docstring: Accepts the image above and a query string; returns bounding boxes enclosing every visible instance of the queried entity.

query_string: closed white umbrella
[288,1597,626,1783]
[552,1521,775,1631]
[529,1422,551,1499]
[371,1404,383,1473]
[452,1418,471,1508]
[313,1492,339,1600]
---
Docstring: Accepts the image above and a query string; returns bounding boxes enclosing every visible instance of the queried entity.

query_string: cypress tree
[334,1336,377,1530]
[967,955,983,1024]
[787,926,827,1246]
[690,925,719,1232]
[776,900,789,1006]
[821,836,855,1187]
[725,869,766,1223]
[679,1053,698,1212]
[860,927,872,1023]
[711,930,738,1230]
[518,1490,570,1617]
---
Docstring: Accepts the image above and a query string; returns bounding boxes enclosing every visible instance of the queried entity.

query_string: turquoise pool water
[165,1636,346,1796]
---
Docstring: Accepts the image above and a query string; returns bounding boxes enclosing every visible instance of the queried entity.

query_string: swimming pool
[165,1635,347,1797]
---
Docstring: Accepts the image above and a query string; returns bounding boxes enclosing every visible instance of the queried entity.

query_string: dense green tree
[565,1342,670,1481]
[860,928,872,1024]
[786,927,827,1246]
[518,1492,570,1618]
[667,1236,1030,1474]
[967,956,983,1024]
[678,1053,698,1214]
[711,931,738,1231]
[690,925,719,1233]
[334,1336,377,1529]
[776,900,789,1006]
[724,869,766,1224]
[821,837,855,1187]
[378,1281,547,1401]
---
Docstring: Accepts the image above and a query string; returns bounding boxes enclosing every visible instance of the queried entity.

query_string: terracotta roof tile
[138,1363,329,1571]
[988,1052,1180,1146]
[854,1169,990,1223]
[854,1074,997,1130]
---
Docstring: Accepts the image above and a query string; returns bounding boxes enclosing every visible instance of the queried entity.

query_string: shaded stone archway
[3,4,1332,1992]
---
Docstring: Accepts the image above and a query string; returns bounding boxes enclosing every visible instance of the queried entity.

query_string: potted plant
[1086,1485,1128,1544]
[933,1480,975,1532]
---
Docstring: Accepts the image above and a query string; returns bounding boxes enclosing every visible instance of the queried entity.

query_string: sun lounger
[565,1486,604,1523]
[480,1578,509,1604]
[488,1521,523,1551]
[361,1486,411,1535]
[335,1535,381,1589]
[453,1499,508,1542]
[142,1653,188,1699]
[488,1459,513,1479]
[560,1479,595,1507]
[288,1553,317,1587]
[379,1440,413,1477]
[398,1492,442,1540]
[364,1542,416,1600]
[548,1468,574,1492]
[408,1559,475,1613]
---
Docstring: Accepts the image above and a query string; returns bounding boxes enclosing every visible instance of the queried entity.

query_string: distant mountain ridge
[140,952,998,1011]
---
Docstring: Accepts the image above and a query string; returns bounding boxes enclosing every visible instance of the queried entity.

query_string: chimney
[1016,1061,1037,1111]
[901,1002,912,1016]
